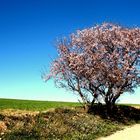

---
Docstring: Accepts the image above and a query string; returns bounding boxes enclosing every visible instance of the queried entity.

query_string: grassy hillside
[0,108,123,140]
[0,99,140,139]
[0,98,80,111]
[0,106,140,139]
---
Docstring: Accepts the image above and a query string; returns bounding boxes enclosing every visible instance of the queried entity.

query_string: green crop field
[118,103,140,108]
[0,98,80,111]
[0,98,139,111]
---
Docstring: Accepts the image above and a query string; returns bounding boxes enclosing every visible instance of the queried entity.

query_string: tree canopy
[43,23,140,111]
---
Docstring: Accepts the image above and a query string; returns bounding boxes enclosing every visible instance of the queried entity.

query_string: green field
[0,98,80,111]
[0,98,140,111]
[119,103,140,107]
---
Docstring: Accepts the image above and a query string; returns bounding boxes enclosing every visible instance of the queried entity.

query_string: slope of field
[0,99,140,139]
[0,108,123,140]
[0,98,80,111]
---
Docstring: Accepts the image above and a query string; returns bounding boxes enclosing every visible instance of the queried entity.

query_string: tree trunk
[105,100,115,115]
[91,98,95,108]
[84,104,89,112]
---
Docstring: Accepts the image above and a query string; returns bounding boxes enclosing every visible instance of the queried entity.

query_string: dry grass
[0,102,140,139]
[0,107,123,140]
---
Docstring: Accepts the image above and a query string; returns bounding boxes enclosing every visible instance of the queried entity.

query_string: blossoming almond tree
[43,23,140,111]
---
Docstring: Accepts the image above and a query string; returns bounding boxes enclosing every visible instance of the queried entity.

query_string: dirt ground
[98,124,140,140]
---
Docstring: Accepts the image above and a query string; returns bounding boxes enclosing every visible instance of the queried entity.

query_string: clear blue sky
[0,0,140,103]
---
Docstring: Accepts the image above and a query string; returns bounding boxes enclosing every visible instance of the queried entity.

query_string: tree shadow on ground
[88,104,140,124]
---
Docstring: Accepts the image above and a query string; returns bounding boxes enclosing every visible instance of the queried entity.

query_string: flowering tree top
[44,23,140,110]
